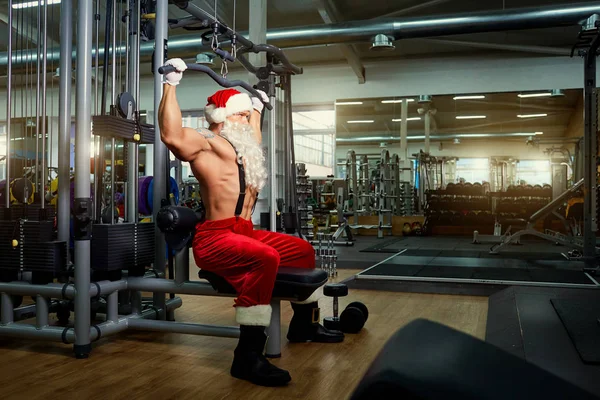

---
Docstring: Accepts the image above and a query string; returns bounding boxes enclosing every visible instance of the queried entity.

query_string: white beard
[220,121,268,192]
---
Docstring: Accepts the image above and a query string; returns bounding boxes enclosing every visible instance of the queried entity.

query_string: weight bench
[157,205,328,357]
[350,319,598,400]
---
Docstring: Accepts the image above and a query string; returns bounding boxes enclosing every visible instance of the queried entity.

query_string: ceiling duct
[0,2,599,69]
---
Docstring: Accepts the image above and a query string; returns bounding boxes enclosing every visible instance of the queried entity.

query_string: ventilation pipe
[0,2,599,69]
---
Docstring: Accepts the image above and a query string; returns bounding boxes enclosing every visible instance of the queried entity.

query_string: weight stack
[135,223,155,267]
[0,221,21,270]
[91,223,156,271]
[91,223,136,271]
[0,204,56,221]
[0,220,65,274]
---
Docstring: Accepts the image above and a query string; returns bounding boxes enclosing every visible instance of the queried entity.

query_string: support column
[424,111,431,154]
[58,0,72,249]
[248,0,267,84]
[74,0,93,359]
[248,0,268,225]
[126,0,139,221]
[152,0,168,318]
[582,38,598,272]
[400,100,408,181]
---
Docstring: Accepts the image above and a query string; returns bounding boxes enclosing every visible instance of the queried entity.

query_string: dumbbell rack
[491,185,552,228]
[423,183,493,236]
[296,163,314,240]
[315,232,337,277]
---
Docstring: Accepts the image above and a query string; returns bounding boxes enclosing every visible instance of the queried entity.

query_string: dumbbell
[323,283,348,331]
[323,283,369,333]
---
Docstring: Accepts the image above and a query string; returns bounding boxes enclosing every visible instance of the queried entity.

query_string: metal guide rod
[5,0,12,207]
[58,0,72,247]
[110,0,117,224]
[153,0,169,319]
[126,0,139,222]
[34,0,41,193]
[40,0,48,209]
[269,74,277,232]
[74,0,93,356]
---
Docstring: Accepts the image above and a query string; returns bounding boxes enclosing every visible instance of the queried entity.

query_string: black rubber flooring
[487,287,600,396]
[551,298,600,364]
[360,257,593,285]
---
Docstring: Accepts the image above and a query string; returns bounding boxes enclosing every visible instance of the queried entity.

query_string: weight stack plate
[0,204,57,221]
[0,221,20,270]
[135,223,155,267]
[0,220,56,271]
[92,115,155,144]
[91,223,136,271]
[24,241,67,273]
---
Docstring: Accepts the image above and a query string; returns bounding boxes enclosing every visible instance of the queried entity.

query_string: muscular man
[158,58,343,387]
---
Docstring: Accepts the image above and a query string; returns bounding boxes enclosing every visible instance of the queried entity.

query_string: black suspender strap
[221,137,246,217]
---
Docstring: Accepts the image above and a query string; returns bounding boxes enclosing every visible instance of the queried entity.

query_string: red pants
[192,217,315,307]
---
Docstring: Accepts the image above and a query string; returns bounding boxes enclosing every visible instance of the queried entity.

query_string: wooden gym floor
[0,264,488,400]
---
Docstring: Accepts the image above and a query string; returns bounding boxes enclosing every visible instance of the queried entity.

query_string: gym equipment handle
[157,64,273,111]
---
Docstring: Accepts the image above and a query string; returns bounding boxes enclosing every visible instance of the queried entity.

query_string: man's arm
[249,109,262,144]
[250,90,270,144]
[158,84,212,162]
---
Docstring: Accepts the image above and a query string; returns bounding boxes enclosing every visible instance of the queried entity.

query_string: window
[456,158,490,184]
[516,160,551,186]
[292,109,335,176]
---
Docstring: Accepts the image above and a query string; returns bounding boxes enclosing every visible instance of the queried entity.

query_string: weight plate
[117,92,136,119]
[147,176,180,213]
[138,176,153,215]
[340,306,366,334]
[346,301,369,321]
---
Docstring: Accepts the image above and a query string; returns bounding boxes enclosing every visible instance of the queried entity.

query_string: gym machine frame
[0,0,308,359]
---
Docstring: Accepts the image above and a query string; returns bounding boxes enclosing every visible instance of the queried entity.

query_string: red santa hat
[204,88,253,124]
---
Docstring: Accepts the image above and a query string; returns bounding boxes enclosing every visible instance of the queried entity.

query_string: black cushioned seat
[199,267,327,301]
[350,319,599,400]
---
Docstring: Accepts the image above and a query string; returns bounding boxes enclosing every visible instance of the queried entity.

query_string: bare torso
[189,133,258,221]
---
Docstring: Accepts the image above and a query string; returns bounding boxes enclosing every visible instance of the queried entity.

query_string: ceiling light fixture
[517,92,552,98]
[453,95,486,100]
[12,0,60,8]
[517,113,548,118]
[381,99,415,104]
[347,120,374,124]
[335,101,363,106]
[370,34,395,51]
[456,115,487,119]
[195,53,215,66]
[391,117,421,122]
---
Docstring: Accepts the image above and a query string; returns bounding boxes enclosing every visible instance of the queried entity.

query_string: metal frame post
[4,0,11,207]
[153,0,169,318]
[582,32,599,272]
[269,74,277,232]
[58,0,72,251]
[265,300,281,358]
[74,0,93,358]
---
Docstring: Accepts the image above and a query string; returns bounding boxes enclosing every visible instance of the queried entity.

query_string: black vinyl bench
[157,205,327,357]
[350,319,599,400]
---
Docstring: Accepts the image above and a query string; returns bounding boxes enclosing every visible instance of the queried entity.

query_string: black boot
[230,325,292,387]
[287,302,344,343]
